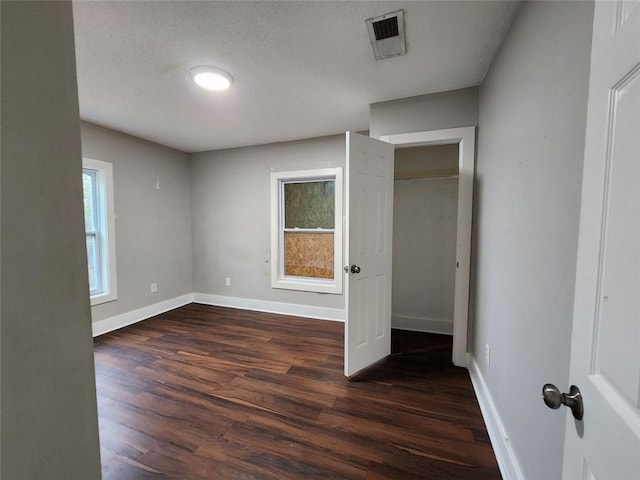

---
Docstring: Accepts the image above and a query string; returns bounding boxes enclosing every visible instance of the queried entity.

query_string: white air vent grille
[366,10,406,61]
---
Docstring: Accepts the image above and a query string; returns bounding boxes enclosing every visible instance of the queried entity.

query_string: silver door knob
[542,384,583,420]
[350,265,361,274]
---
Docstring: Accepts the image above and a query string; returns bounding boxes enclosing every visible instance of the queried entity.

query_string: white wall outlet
[150,282,157,293]
[225,277,231,286]
[485,344,491,366]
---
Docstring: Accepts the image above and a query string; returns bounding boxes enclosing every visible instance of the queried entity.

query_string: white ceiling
[72,1,519,153]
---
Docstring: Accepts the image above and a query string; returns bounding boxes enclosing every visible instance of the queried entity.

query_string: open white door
[344,131,395,377]
[561,2,640,478]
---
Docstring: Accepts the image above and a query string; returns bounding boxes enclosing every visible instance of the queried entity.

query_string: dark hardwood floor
[93,303,500,479]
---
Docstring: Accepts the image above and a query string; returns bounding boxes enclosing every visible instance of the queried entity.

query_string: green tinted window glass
[284,180,334,229]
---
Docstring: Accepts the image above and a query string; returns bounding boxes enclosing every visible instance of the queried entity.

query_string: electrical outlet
[150,283,157,293]
[225,277,231,286]
[485,344,491,366]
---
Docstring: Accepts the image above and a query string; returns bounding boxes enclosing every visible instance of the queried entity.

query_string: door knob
[542,384,583,420]
[350,265,361,274]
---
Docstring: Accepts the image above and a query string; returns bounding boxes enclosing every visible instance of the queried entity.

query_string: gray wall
[1,2,102,478]
[191,135,345,310]
[81,122,193,323]
[473,2,593,478]
[369,87,479,139]
[392,146,458,334]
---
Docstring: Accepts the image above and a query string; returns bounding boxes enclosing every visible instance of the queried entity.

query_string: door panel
[595,65,640,408]
[563,2,640,478]
[344,132,394,377]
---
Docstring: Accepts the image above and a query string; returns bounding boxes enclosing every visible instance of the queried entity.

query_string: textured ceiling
[72,1,519,153]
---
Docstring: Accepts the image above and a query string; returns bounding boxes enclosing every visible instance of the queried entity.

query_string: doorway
[381,127,476,367]
[392,144,459,337]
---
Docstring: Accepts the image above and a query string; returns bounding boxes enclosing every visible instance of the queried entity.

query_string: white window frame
[270,168,343,294]
[83,158,117,306]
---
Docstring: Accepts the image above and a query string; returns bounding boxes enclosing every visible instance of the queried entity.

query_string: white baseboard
[468,358,524,480]
[192,293,345,322]
[92,293,194,337]
[392,314,453,335]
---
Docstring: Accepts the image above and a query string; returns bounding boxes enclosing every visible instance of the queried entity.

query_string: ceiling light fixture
[189,66,233,91]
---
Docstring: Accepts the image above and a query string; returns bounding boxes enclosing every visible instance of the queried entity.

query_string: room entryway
[392,144,459,338]
[382,127,476,367]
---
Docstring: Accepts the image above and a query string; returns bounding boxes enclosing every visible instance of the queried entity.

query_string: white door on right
[562,2,640,479]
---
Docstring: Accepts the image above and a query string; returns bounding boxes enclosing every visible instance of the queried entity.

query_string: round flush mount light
[189,66,233,91]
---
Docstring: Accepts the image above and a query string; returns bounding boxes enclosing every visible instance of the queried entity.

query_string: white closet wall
[392,145,458,334]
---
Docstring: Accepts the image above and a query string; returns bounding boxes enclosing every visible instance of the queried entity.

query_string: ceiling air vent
[366,10,406,61]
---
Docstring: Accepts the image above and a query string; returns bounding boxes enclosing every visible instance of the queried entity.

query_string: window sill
[90,291,118,307]
[272,277,342,295]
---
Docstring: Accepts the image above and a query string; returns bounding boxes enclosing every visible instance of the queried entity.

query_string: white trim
[92,293,194,337]
[83,157,118,306]
[270,168,343,295]
[192,293,345,322]
[468,358,525,480]
[391,314,453,335]
[381,127,476,368]
[92,293,345,337]
[381,127,473,147]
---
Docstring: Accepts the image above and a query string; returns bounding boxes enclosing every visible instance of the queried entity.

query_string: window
[82,158,117,305]
[271,168,343,294]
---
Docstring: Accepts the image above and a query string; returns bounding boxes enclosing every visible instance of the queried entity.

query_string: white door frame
[381,126,476,367]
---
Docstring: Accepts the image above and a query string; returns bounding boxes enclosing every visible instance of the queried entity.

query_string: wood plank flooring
[93,303,500,479]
